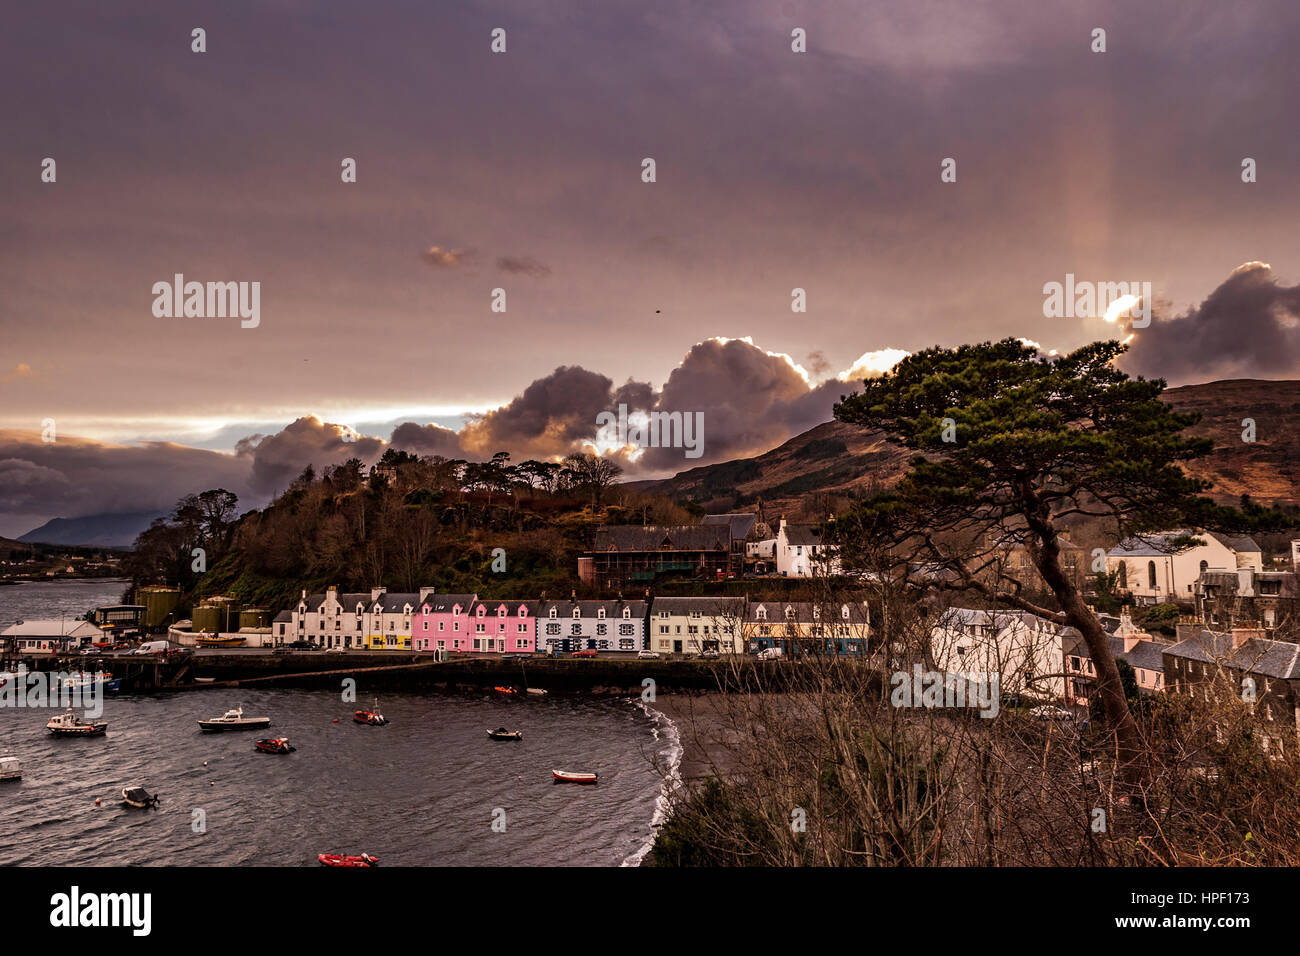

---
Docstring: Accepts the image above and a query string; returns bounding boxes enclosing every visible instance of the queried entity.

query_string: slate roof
[273,610,293,624]
[536,599,649,618]
[746,601,870,625]
[1164,628,1300,680]
[702,513,757,540]
[1108,530,1261,558]
[593,525,731,552]
[651,596,746,615]
[782,523,826,547]
[416,593,478,613]
[470,599,538,615]
[371,592,420,612]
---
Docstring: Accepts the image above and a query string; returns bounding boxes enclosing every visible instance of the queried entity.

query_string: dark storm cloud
[496,256,551,278]
[389,422,465,458]
[1124,263,1300,382]
[239,417,385,495]
[458,366,654,460]
[0,432,254,520]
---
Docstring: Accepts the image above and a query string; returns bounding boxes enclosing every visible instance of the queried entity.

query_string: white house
[1,619,106,654]
[929,608,1069,700]
[775,518,840,578]
[1107,531,1262,604]
[535,599,648,653]
[286,585,433,649]
[649,596,746,655]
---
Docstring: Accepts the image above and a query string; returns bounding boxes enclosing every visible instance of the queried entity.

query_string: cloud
[0,431,255,523]
[389,421,465,458]
[496,256,551,278]
[0,363,34,382]
[423,246,470,269]
[1123,262,1300,382]
[238,416,385,495]
[837,348,911,381]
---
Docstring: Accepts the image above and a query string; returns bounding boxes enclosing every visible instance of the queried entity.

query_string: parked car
[1029,705,1074,721]
[756,647,784,660]
[325,646,346,654]
[700,649,720,659]
[636,650,661,659]
[79,647,101,656]
[286,640,316,650]
[571,649,599,658]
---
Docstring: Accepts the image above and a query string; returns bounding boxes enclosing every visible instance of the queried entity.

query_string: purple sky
[2,0,1300,535]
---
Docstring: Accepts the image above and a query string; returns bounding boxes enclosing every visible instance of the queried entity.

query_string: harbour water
[0,580,680,866]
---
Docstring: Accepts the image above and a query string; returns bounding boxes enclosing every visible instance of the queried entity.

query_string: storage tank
[136,585,181,629]
[238,608,271,629]
[191,605,226,635]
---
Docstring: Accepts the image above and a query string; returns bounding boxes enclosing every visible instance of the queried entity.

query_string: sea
[0,578,682,866]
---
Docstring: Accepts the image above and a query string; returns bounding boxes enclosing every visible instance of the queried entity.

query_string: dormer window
[477,606,485,617]
[622,608,630,619]
[549,608,558,619]
[572,608,581,619]
[841,606,850,619]
[598,608,606,619]
[756,607,767,620]
[498,607,506,617]
[518,606,527,617]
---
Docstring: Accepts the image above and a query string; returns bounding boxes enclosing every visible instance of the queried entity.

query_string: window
[620,623,634,636]
[546,623,560,636]
[1147,561,1157,589]
[596,623,607,636]
[571,623,582,636]
[549,608,558,618]
[598,608,606,619]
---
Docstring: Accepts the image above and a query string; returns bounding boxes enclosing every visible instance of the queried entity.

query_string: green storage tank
[238,609,271,629]
[191,605,227,635]
[136,585,182,629]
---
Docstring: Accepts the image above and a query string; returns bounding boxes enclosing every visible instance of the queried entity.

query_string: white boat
[197,705,270,732]
[552,769,598,784]
[526,688,547,696]
[47,708,108,737]
[121,786,160,809]
[0,756,20,782]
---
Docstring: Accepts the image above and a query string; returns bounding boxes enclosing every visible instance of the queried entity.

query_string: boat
[487,727,523,741]
[525,687,547,696]
[493,686,518,695]
[47,708,108,737]
[0,756,20,782]
[121,786,160,809]
[195,635,245,647]
[318,853,379,868]
[552,769,598,784]
[60,672,121,694]
[197,705,271,732]
[254,737,295,754]
[353,699,389,726]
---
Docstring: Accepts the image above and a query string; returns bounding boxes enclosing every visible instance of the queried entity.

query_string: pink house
[413,594,535,654]
[413,593,477,653]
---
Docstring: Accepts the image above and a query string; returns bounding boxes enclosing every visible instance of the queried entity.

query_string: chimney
[419,586,436,603]
[371,587,386,602]
[1231,626,1266,649]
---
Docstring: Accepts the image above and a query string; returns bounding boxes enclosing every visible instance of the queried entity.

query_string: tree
[829,338,1285,783]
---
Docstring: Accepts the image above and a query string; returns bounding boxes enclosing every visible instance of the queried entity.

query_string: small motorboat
[60,672,121,694]
[493,686,517,695]
[47,708,108,737]
[0,755,20,782]
[318,853,379,868]
[525,687,547,696]
[353,699,389,726]
[487,728,523,741]
[121,786,160,809]
[254,737,296,754]
[552,769,598,784]
[197,705,271,732]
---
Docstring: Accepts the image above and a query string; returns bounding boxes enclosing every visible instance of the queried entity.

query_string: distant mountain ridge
[636,379,1300,518]
[18,511,165,548]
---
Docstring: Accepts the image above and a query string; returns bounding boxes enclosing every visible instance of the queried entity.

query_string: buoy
[202,760,208,767]
[95,797,101,806]
[332,718,339,723]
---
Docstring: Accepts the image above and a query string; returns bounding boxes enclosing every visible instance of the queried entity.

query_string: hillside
[18,511,164,548]
[637,379,1300,518]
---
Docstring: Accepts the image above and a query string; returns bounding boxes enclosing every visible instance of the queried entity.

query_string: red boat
[353,699,389,726]
[254,737,295,754]
[318,853,379,868]
[552,769,598,784]
[493,686,517,695]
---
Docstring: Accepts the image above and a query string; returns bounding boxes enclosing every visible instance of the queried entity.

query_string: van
[133,640,170,656]
[756,647,784,660]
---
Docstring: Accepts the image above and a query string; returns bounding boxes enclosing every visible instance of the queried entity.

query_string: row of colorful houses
[273,587,871,656]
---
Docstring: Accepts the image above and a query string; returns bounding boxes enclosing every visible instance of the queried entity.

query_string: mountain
[637,380,1300,518]
[17,511,165,548]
